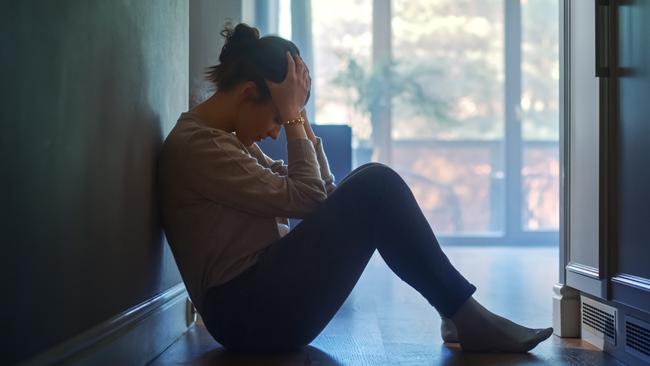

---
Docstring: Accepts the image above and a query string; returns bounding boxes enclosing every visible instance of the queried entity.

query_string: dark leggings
[202,163,477,352]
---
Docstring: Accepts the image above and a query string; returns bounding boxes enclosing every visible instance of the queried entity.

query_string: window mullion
[504,0,523,240]
[371,0,393,165]
[291,0,315,122]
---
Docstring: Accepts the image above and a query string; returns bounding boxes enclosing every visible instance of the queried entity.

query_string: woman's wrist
[278,107,302,123]
[281,114,305,126]
[305,129,318,146]
[283,123,308,141]
[300,110,319,145]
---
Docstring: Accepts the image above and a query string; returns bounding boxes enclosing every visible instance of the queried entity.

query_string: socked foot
[450,297,554,353]
[440,316,459,343]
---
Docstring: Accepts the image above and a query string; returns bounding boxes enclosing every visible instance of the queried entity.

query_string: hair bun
[219,23,260,62]
[230,23,260,42]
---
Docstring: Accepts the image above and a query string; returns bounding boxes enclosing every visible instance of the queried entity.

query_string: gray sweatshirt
[158,112,336,314]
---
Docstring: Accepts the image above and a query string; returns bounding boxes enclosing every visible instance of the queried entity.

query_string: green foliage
[331,51,452,125]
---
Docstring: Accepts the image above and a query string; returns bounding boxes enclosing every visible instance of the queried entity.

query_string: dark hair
[206,22,310,103]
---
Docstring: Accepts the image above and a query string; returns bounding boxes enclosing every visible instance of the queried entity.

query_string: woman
[158,23,553,354]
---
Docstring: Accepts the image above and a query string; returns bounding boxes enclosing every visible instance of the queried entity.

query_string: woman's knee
[354,162,385,172]
[345,162,393,178]
[347,163,403,186]
[339,162,384,184]
[333,163,406,206]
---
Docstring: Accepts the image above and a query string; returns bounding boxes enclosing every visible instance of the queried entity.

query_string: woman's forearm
[300,110,319,145]
[284,123,309,141]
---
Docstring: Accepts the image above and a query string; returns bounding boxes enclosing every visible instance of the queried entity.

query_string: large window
[391,1,505,235]
[276,0,558,245]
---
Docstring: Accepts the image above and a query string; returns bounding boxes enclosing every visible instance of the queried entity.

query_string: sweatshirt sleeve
[313,137,337,195]
[256,137,337,195]
[188,132,328,218]
[259,150,289,176]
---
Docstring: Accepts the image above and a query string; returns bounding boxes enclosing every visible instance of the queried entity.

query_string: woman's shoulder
[167,112,241,150]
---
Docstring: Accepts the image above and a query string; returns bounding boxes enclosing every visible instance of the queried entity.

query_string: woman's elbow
[291,190,327,218]
[304,188,328,208]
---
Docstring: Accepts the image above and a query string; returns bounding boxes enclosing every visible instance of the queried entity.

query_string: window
[273,0,559,245]
[392,0,504,235]
[521,0,560,232]
[311,0,372,140]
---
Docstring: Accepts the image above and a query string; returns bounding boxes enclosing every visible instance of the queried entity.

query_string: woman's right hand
[265,52,311,122]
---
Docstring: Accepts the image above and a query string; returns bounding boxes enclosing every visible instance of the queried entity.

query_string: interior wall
[0,1,188,363]
[189,0,245,107]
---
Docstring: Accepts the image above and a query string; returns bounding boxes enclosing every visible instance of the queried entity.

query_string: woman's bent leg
[203,163,476,352]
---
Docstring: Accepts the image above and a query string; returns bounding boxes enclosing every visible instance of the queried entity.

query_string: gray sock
[450,296,553,352]
[440,316,459,343]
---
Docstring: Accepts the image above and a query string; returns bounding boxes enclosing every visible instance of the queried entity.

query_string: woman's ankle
[449,296,478,324]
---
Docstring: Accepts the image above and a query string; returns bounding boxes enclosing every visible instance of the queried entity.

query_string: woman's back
[157,111,329,315]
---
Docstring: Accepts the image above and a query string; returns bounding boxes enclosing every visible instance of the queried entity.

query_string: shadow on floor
[176,343,342,366]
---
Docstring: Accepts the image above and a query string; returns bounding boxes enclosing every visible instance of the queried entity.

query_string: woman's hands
[265,52,311,122]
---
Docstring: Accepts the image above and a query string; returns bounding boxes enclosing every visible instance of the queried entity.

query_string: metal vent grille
[625,315,650,363]
[582,300,616,344]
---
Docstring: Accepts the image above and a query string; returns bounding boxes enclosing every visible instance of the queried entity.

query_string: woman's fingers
[288,53,310,84]
[264,52,311,120]
[285,51,296,77]
[295,56,310,84]
[294,55,307,79]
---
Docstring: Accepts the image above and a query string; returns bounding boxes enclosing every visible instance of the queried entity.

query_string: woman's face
[235,95,284,147]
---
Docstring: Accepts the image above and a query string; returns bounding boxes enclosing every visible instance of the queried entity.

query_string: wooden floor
[148,246,625,365]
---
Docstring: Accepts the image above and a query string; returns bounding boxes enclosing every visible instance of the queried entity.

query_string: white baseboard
[553,283,581,338]
[20,283,192,366]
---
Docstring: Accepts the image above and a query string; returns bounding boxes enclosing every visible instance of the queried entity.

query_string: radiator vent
[625,315,650,363]
[582,301,616,342]
[581,296,617,348]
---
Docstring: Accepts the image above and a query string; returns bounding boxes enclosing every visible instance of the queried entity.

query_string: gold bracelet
[282,114,305,126]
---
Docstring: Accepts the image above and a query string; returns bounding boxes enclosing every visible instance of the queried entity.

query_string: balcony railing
[353,139,559,245]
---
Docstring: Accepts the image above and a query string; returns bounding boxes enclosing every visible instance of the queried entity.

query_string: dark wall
[0,1,187,363]
[616,0,650,281]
